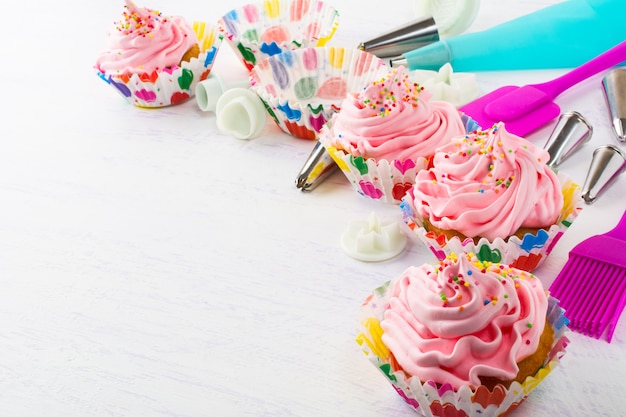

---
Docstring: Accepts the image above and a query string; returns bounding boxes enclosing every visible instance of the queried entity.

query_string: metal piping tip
[544,111,593,169]
[359,16,439,59]
[295,141,338,192]
[612,118,626,143]
[389,56,408,68]
[581,144,626,204]
[295,172,308,189]
[602,68,626,144]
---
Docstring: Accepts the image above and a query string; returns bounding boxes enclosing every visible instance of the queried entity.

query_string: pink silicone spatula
[460,40,626,136]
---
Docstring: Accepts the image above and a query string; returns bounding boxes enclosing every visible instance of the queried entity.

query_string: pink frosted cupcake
[95,1,221,107]
[318,66,470,204]
[400,122,582,271]
[357,253,569,417]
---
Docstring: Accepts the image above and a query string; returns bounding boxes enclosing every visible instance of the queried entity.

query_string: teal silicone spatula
[460,40,626,136]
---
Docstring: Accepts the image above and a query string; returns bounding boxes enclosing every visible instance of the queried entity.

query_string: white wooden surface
[1,0,625,416]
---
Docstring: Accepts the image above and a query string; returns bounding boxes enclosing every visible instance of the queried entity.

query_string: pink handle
[532,40,626,99]
[604,209,626,240]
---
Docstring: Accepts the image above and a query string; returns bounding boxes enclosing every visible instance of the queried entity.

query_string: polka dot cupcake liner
[400,172,584,272]
[218,0,340,71]
[356,281,570,417]
[96,22,221,108]
[250,46,388,139]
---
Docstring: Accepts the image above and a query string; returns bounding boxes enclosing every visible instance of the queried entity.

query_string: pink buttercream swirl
[411,122,563,241]
[96,0,197,74]
[381,253,548,389]
[321,67,466,162]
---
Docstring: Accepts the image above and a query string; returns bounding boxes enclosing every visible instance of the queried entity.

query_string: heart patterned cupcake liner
[400,172,584,271]
[322,114,480,204]
[357,279,570,417]
[96,22,221,108]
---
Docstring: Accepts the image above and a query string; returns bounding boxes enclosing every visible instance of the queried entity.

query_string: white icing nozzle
[409,63,479,106]
[215,88,267,140]
[341,212,408,262]
[196,73,251,112]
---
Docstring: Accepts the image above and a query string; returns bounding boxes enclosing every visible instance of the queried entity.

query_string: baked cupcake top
[411,122,563,240]
[320,66,466,162]
[381,253,549,389]
[96,0,198,75]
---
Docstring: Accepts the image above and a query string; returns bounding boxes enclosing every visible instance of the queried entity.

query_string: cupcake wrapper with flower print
[322,114,479,205]
[250,46,388,140]
[356,282,570,417]
[96,22,221,108]
[218,0,340,71]
[400,172,583,272]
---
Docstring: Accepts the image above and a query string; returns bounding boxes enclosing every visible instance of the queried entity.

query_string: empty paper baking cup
[96,22,221,108]
[249,46,387,139]
[218,0,340,71]
[400,172,584,272]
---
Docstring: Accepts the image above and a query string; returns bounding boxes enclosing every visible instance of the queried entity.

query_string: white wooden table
[1,0,624,415]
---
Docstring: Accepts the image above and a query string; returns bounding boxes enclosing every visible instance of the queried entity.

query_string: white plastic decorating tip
[413,0,480,38]
[215,87,267,140]
[410,63,479,107]
[434,61,453,83]
[196,73,251,112]
[341,212,408,262]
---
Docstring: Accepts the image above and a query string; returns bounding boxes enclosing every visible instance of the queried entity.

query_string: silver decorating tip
[544,111,593,169]
[581,144,626,204]
[389,56,408,68]
[613,118,626,142]
[295,141,338,192]
[602,68,626,143]
[359,16,439,59]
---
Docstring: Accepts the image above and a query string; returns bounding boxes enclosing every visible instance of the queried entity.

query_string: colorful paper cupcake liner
[322,114,480,204]
[400,172,583,272]
[356,282,570,417]
[250,46,388,139]
[323,146,430,203]
[218,0,340,71]
[96,22,221,108]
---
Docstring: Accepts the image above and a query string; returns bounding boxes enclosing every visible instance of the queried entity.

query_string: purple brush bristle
[549,210,626,342]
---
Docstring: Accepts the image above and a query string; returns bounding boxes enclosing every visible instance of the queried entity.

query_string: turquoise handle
[403,0,626,72]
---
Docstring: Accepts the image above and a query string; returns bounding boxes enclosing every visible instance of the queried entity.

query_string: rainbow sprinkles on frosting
[357,67,427,117]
